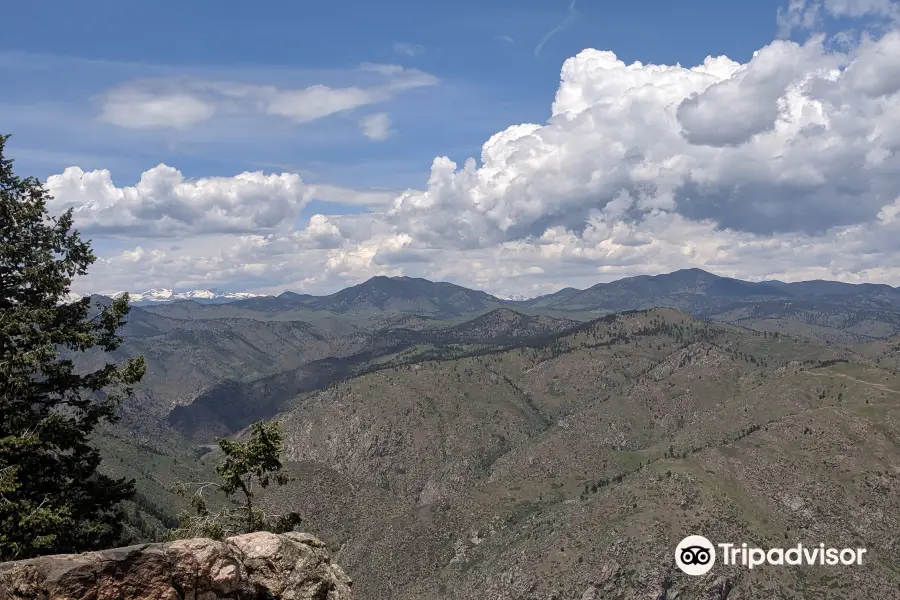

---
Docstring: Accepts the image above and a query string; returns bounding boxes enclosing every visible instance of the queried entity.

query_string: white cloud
[777,0,900,37]
[677,37,842,146]
[825,0,900,20]
[266,85,374,123]
[46,164,309,237]
[45,164,388,238]
[841,29,900,95]
[777,0,823,37]
[75,201,900,297]
[387,32,900,245]
[96,65,439,129]
[99,87,216,129]
[58,25,900,296]
[359,113,393,140]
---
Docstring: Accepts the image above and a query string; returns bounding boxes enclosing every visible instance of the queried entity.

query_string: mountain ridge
[78,269,900,309]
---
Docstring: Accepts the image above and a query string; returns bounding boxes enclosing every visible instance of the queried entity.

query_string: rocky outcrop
[0,531,352,600]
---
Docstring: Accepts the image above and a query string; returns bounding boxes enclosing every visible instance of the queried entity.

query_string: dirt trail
[803,370,900,395]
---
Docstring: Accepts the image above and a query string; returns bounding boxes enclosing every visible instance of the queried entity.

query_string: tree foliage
[0,134,146,560]
[172,421,301,540]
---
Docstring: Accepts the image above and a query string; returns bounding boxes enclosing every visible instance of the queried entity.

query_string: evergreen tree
[173,421,301,540]
[0,135,146,560]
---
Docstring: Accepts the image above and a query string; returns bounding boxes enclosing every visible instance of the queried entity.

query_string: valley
[93,269,900,599]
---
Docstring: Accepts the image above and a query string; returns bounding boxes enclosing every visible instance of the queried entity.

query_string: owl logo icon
[675,535,716,575]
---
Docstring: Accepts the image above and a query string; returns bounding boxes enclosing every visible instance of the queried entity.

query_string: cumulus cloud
[777,0,900,37]
[388,32,900,243]
[46,165,309,237]
[45,164,388,237]
[294,215,345,249]
[76,200,900,297]
[359,113,393,140]
[97,65,438,129]
[825,0,900,20]
[841,29,900,95]
[676,36,842,146]
[64,23,900,296]
[777,0,824,37]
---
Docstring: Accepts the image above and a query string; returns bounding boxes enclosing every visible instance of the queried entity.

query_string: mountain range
[100,269,900,344]
[85,268,900,312]
[73,267,900,599]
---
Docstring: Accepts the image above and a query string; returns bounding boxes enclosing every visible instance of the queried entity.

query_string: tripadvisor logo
[675,536,867,575]
[676,535,716,575]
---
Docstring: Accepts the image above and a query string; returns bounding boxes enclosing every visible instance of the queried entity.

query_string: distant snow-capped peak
[60,291,84,304]
[59,288,261,305]
[115,289,263,303]
[131,288,174,301]
[501,293,533,301]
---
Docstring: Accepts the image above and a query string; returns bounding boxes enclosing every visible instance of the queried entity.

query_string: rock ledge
[0,531,352,600]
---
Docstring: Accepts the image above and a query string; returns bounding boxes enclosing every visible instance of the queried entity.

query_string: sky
[3,0,900,297]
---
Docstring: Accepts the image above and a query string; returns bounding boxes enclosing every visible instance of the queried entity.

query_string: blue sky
[2,0,786,190]
[4,0,900,296]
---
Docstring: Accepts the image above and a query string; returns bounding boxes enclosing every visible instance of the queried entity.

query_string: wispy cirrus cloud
[534,0,579,58]
[99,87,217,130]
[97,64,439,130]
